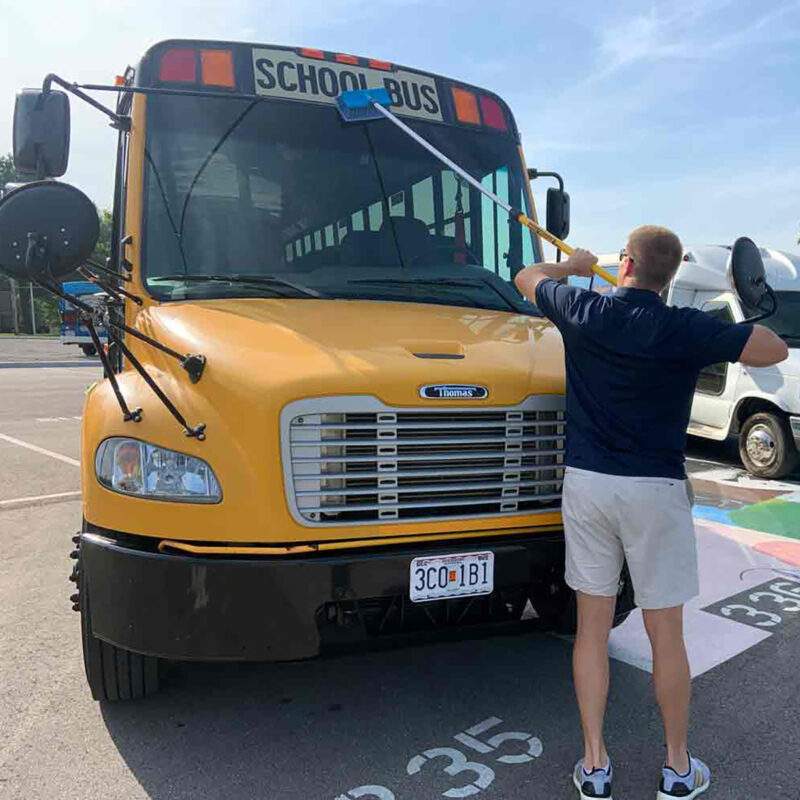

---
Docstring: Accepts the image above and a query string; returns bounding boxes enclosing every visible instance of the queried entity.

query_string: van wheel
[80,344,97,357]
[78,549,161,701]
[739,412,799,479]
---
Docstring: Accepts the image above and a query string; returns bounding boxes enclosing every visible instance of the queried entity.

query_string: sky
[1,0,799,257]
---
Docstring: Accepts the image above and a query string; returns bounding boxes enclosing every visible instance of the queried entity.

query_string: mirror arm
[527,168,565,193]
[83,315,142,423]
[106,328,206,440]
[85,257,132,283]
[41,73,129,131]
[77,265,143,306]
[742,284,779,324]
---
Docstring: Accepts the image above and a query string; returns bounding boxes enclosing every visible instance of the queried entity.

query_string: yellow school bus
[4,39,633,700]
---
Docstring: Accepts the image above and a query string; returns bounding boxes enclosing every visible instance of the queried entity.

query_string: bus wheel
[739,412,799,479]
[78,551,161,701]
[80,344,97,357]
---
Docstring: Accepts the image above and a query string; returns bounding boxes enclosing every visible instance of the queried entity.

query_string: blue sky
[1,0,798,255]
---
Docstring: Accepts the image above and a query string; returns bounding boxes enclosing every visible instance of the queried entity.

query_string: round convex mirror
[728,236,769,310]
[0,180,99,281]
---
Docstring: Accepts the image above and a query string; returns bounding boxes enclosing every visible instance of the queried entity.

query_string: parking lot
[1,337,799,800]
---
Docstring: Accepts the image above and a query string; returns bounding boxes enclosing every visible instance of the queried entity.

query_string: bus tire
[739,411,799,479]
[79,554,161,701]
[80,344,97,357]
[532,564,634,635]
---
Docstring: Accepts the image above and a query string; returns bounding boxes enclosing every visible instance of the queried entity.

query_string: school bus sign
[252,48,444,122]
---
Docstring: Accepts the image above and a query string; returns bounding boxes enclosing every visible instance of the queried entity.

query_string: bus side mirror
[728,236,777,323]
[0,181,98,281]
[13,89,71,179]
[546,187,570,240]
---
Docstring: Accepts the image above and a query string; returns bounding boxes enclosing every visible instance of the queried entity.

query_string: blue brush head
[337,87,393,122]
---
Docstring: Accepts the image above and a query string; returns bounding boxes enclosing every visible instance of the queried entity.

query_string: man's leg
[573,591,617,770]
[642,605,691,775]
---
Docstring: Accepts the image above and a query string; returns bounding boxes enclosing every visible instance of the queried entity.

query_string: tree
[0,153,19,190]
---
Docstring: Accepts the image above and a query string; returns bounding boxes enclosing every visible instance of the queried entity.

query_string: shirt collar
[613,286,664,304]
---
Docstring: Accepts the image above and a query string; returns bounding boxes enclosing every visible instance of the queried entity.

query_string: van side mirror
[728,236,777,323]
[0,181,98,281]
[545,187,570,240]
[13,89,71,178]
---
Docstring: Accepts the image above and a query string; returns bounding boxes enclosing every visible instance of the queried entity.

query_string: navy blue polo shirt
[535,280,753,479]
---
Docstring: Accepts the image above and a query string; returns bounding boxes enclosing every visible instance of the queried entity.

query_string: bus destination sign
[252,48,444,122]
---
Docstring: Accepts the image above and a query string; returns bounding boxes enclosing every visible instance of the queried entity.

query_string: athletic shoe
[657,754,710,799]
[572,758,613,799]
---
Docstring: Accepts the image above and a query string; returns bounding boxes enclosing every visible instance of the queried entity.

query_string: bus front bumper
[80,529,634,662]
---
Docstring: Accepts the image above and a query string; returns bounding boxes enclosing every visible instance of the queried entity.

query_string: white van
[588,246,800,478]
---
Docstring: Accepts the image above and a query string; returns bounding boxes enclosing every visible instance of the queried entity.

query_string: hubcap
[745,424,777,468]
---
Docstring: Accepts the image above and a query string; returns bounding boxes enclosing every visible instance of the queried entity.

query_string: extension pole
[369,102,618,286]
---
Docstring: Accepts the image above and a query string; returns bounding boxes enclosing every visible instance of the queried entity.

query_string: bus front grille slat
[283,396,565,525]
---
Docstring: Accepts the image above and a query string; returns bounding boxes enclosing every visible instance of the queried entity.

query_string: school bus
[3,40,634,700]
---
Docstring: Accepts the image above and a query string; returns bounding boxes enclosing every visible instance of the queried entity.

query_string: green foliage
[0,152,19,189]
[93,209,113,263]
[33,294,60,333]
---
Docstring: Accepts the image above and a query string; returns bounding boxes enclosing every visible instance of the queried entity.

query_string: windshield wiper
[150,274,322,298]
[348,277,525,313]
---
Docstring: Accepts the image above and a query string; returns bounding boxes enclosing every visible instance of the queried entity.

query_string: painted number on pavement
[334,716,543,799]
[702,577,800,632]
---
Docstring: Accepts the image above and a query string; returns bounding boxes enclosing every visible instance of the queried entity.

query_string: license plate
[409,551,494,603]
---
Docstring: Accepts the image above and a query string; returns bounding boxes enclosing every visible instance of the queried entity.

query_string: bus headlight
[95,438,222,503]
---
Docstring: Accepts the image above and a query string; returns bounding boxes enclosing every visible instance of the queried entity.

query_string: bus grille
[282,396,565,526]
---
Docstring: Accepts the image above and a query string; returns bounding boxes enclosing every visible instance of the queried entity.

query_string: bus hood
[82,298,565,544]
[137,297,565,405]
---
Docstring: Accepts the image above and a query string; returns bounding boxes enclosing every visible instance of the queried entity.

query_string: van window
[696,302,735,395]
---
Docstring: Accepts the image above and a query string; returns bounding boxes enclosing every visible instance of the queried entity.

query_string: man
[514,226,787,800]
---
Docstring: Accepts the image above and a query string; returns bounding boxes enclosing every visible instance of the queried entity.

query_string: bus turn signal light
[201,49,235,88]
[159,48,197,83]
[452,87,480,125]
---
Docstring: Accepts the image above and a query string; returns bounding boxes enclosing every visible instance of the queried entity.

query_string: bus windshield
[143,95,539,312]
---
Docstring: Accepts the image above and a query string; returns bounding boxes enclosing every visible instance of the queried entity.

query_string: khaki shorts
[562,466,699,610]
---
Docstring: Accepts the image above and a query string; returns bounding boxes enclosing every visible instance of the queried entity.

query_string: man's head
[619,225,683,292]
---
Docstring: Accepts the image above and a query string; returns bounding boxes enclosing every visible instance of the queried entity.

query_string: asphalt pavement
[1,338,799,800]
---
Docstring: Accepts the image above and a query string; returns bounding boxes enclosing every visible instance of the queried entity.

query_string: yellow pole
[516,212,618,286]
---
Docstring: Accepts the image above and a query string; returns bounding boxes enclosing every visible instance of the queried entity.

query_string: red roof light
[335,53,359,65]
[368,58,393,70]
[159,48,197,83]
[299,48,325,59]
[479,95,507,131]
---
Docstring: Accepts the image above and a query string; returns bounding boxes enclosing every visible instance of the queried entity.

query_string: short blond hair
[627,225,683,291]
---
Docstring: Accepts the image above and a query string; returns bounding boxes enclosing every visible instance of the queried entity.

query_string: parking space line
[0,491,81,509]
[0,432,80,467]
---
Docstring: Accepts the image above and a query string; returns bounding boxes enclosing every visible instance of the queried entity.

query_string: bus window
[351,211,365,231]
[314,230,322,250]
[389,191,405,217]
[412,177,435,227]
[325,224,335,247]
[368,201,383,231]
[521,188,534,265]
[481,173,496,270]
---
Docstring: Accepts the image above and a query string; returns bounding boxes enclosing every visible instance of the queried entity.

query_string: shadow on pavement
[99,632,658,800]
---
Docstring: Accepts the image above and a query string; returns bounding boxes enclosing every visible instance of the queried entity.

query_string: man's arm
[739,325,788,367]
[514,249,597,302]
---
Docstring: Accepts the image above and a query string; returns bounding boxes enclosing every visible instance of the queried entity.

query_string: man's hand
[514,248,598,301]
[565,248,597,277]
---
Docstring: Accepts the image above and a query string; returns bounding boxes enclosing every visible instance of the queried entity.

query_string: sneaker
[572,758,613,799]
[657,754,710,799]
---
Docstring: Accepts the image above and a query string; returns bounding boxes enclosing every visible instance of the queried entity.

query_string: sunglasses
[619,249,633,262]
